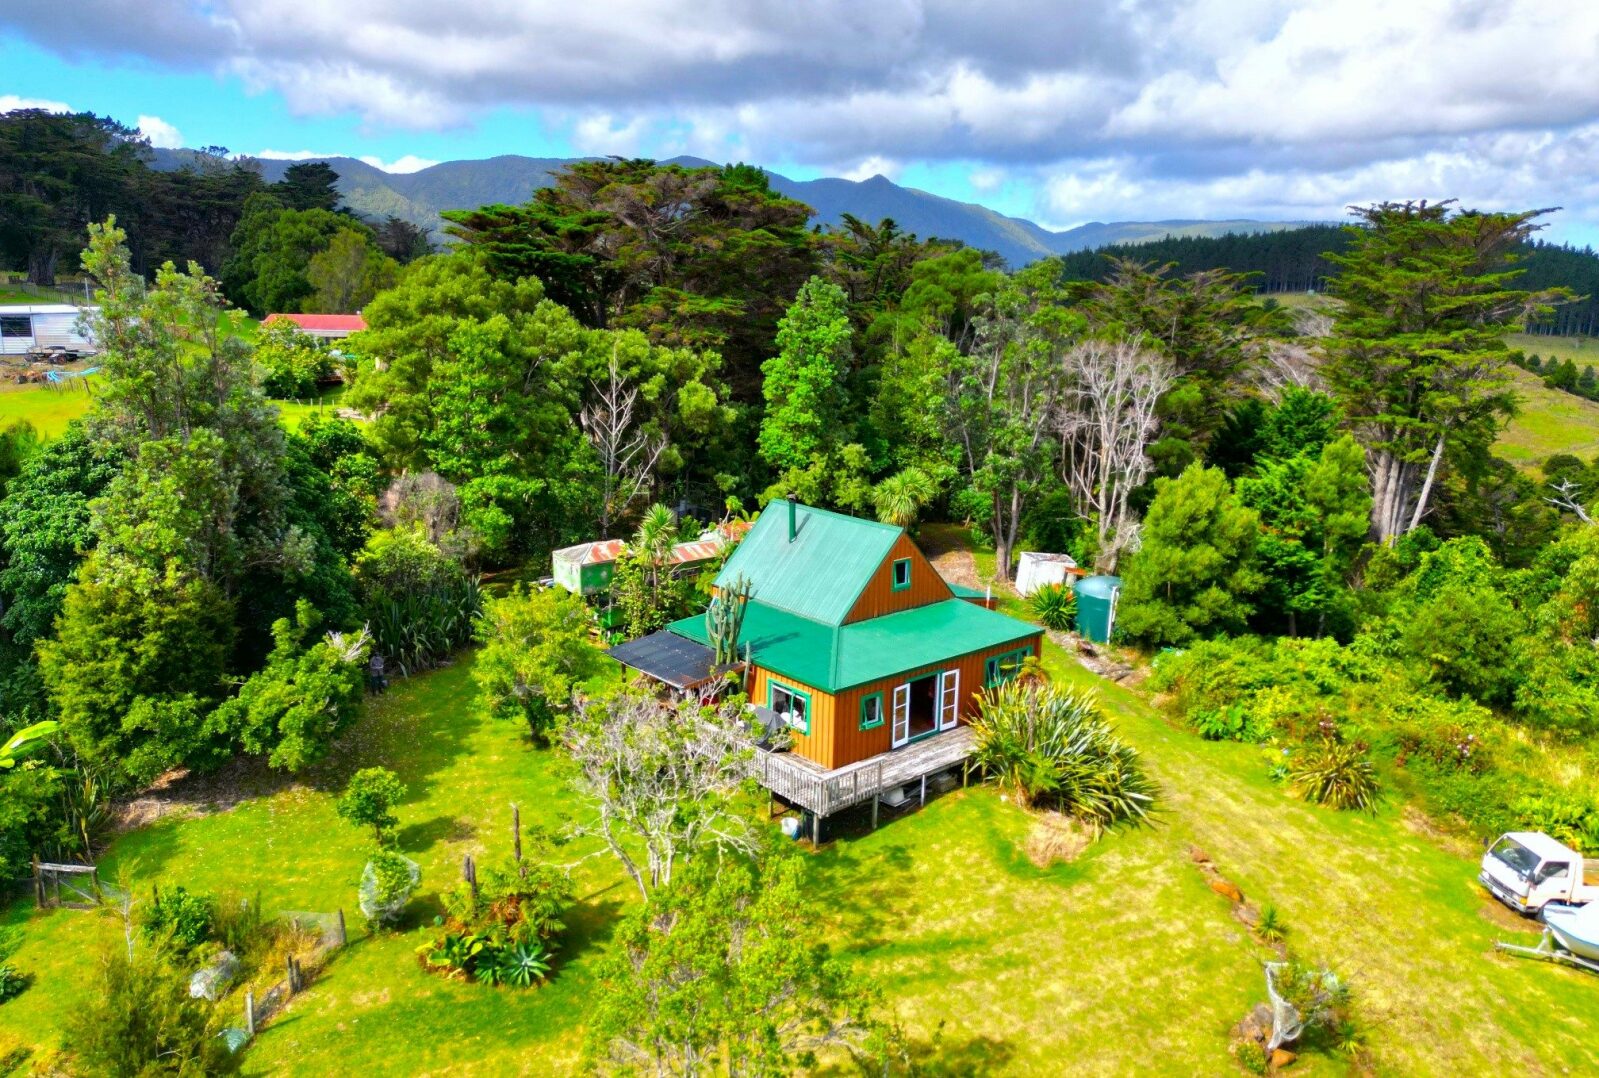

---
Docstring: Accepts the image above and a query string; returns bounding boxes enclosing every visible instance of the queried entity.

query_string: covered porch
[755,724,976,842]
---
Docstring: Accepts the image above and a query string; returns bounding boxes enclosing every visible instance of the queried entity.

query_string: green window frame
[859,691,884,730]
[891,557,911,592]
[985,645,1034,687]
[768,680,812,737]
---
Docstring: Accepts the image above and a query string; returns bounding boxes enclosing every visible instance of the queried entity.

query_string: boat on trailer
[1495,900,1599,975]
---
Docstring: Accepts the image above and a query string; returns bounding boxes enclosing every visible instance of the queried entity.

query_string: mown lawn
[0,383,348,440]
[2,639,1598,1073]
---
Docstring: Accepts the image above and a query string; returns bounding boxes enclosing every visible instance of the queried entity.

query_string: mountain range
[153,149,1313,268]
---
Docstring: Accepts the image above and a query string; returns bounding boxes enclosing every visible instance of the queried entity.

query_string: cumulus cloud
[358,154,440,174]
[841,156,902,183]
[5,0,1599,232]
[0,94,71,113]
[136,114,183,148]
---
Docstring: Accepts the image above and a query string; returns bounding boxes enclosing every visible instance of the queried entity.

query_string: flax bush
[971,680,1156,830]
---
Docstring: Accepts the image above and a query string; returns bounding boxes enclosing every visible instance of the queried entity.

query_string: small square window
[770,682,810,736]
[860,692,884,730]
[891,558,911,592]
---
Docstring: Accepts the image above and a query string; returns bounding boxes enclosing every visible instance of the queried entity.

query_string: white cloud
[841,156,901,182]
[0,94,71,114]
[572,113,650,156]
[253,148,341,160]
[136,114,183,148]
[357,154,439,173]
[969,167,1005,193]
[8,0,1599,236]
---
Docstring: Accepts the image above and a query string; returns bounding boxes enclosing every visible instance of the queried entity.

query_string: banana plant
[1,720,59,769]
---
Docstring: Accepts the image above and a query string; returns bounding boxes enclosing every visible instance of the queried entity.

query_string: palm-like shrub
[1289,740,1378,811]
[1030,582,1077,633]
[970,681,1156,830]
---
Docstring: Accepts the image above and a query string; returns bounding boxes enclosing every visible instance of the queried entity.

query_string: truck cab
[1480,831,1599,914]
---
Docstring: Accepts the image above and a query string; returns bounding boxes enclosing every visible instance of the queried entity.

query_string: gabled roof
[714,501,901,626]
[668,597,1038,693]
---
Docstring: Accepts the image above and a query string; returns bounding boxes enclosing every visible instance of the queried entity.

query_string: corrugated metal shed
[668,597,1036,692]
[714,501,900,626]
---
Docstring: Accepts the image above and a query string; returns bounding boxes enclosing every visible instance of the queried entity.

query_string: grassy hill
[1499,334,1599,467]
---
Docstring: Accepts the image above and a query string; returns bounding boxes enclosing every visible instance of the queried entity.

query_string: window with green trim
[985,645,1034,687]
[769,681,811,736]
[891,558,911,591]
[859,692,884,730]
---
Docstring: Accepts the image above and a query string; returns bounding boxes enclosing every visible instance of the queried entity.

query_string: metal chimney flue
[787,494,797,542]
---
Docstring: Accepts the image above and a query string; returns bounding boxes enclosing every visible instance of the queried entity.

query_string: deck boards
[755,725,975,817]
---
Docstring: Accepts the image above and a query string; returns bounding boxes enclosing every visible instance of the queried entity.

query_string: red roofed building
[263,313,367,340]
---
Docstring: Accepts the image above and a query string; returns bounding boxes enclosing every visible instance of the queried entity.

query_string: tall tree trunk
[1407,432,1448,534]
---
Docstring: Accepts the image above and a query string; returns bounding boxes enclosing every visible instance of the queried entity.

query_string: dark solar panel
[605,631,718,689]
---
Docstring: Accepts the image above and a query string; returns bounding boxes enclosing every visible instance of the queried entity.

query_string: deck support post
[812,811,821,845]
[871,795,879,831]
[920,775,927,806]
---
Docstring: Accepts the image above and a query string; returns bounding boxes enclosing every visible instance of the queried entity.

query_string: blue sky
[6,1,1599,243]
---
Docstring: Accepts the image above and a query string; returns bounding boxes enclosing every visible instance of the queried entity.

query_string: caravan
[0,305,99,358]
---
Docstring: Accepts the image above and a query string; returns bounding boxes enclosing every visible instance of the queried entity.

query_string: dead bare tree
[581,345,666,538]
[562,688,759,902]
[1546,479,1594,524]
[1058,339,1173,571]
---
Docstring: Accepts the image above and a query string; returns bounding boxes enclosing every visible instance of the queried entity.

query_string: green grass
[3,613,1598,1072]
[0,383,348,441]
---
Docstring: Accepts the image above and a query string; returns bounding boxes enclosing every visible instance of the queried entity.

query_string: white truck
[1480,831,1599,914]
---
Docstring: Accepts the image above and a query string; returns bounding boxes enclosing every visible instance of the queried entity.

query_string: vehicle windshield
[1489,837,1541,880]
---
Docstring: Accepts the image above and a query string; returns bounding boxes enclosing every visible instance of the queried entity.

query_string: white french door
[890,683,911,748]
[937,668,960,730]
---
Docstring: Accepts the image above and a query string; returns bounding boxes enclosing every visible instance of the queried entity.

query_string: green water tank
[1075,575,1122,643]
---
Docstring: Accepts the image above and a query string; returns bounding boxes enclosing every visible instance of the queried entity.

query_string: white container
[1015,551,1077,596]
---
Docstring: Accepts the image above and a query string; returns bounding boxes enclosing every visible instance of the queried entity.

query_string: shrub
[472,586,601,744]
[1256,904,1288,943]
[1029,582,1077,633]
[1271,958,1354,1050]
[0,964,27,1004]
[143,886,215,952]
[65,941,239,1076]
[255,319,333,399]
[1289,740,1379,812]
[337,767,407,845]
[971,681,1156,830]
[1236,1039,1268,1075]
[1513,791,1599,855]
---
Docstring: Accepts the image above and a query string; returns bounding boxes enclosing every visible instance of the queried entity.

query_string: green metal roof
[714,502,900,626]
[669,597,1038,693]
[947,581,988,599]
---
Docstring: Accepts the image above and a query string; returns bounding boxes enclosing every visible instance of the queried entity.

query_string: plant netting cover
[188,949,239,1001]
[219,1027,251,1054]
[1264,962,1302,1050]
[359,855,420,924]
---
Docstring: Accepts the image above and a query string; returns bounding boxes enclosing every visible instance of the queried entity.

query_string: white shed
[0,305,98,357]
[1014,551,1078,596]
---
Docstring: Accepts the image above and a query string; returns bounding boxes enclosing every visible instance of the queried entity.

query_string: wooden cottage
[608,500,1043,831]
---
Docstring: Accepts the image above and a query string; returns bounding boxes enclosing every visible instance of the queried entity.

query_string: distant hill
[151,148,1313,268]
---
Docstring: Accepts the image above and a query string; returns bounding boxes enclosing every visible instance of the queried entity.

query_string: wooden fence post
[511,803,523,877]
[32,855,43,908]
[335,908,347,947]
[463,854,478,903]
[245,990,256,1037]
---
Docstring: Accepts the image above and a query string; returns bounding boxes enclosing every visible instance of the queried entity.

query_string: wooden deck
[754,725,976,821]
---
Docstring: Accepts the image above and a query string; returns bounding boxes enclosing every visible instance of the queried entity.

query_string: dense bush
[360,848,420,929]
[65,940,239,1076]
[1288,740,1379,812]
[419,839,575,989]
[254,320,334,399]
[1029,582,1077,633]
[356,526,481,675]
[971,680,1156,829]
[472,585,601,744]
[143,886,216,952]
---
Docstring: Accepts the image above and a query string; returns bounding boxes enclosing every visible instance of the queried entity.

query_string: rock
[1188,845,1212,864]
[1270,1048,1297,1068]
[1232,1003,1273,1044]
[1208,877,1245,903]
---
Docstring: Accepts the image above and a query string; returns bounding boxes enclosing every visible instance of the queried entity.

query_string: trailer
[0,305,99,358]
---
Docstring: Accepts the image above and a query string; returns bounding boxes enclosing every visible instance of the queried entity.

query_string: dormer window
[891,558,911,592]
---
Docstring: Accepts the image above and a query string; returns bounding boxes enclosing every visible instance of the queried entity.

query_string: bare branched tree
[581,346,666,538]
[1546,478,1594,524]
[563,687,759,901]
[1058,339,1173,571]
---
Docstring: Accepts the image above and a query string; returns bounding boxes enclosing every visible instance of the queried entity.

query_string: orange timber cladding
[745,631,1043,771]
